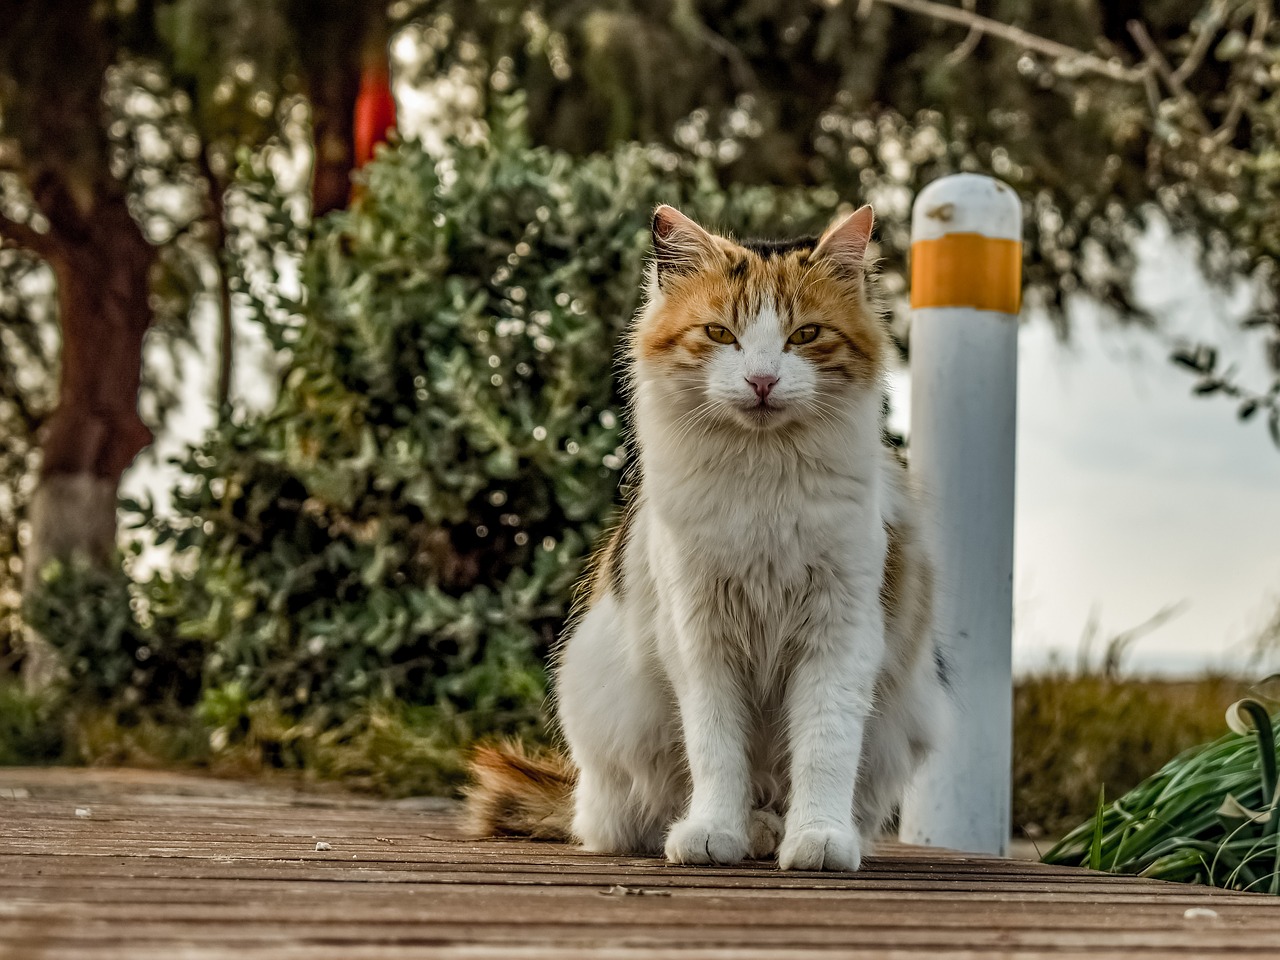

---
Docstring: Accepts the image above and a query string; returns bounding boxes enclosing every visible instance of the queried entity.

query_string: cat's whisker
[793,395,841,427]
[805,397,850,430]
[667,398,713,433]
[670,399,723,445]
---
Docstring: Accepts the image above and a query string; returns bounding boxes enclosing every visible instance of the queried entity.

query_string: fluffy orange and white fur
[468,203,944,871]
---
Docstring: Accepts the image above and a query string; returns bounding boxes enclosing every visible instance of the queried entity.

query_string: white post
[898,173,1021,856]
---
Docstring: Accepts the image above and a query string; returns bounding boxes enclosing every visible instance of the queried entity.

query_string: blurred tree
[404,0,1279,440]
[0,3,156,691]
[857,1,1280,447]
[0,0,395,682]
[5,0,1278,686]
[0,248,55,674]
[402,0,1157,312]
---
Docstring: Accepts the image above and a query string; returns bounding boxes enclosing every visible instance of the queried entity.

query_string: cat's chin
[730,402,795,431]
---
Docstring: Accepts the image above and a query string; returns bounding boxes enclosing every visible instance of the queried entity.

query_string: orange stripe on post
[910,232,1023,313]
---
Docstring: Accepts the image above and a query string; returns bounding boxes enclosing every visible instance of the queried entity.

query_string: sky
[124,213,1280,678]
[1016,224,1279,674]
[889,217,1280,675]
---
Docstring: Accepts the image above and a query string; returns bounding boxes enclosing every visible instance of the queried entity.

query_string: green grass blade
[1088,786,1106,871]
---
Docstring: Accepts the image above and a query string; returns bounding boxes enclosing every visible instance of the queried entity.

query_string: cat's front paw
[664,818,749,865]
[778,823,861,872]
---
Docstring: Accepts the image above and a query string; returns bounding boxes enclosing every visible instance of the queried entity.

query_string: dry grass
[3,673,1257,840]
[0,684,489,798]
[1012,673,1251,840]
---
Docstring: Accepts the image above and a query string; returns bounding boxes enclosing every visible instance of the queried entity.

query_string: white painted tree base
[20,472,119,692]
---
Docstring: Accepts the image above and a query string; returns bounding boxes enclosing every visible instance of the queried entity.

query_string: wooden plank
[5,859,1263,902]
[1,768,1277,960]
[2,895,1279,933]
[5,916,1280,949]
[3,854,1268,905]
[0,947,1264,960]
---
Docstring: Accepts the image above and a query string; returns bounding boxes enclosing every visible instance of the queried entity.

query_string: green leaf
[1089,786,1106,871]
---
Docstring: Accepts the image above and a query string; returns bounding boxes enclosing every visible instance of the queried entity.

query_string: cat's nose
[745,374,778,400]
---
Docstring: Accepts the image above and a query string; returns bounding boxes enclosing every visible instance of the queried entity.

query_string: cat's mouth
[735,398,788,426]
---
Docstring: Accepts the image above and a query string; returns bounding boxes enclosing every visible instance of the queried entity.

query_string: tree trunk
[310,65,363,218]
[21,195,155,689]
[298,0,390,217]
[203,160,234,411]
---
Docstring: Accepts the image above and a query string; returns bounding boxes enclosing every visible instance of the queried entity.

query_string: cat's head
[631,203,887,433]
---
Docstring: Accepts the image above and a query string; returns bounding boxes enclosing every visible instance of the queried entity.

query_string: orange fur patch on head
[636,206,888,386]
[785,258,888,383]
[637,270,735,365]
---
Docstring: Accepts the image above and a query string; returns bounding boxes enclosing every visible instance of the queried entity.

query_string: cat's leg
[662,615,752,865]
[855,650,947,842]
[557,595,673,855]
[573,765,664,855]
[853,707,912,847]
[571,713,680,856]
[778,582,886,872]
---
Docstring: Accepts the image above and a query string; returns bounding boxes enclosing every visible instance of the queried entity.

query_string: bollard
[897,174,1022,856]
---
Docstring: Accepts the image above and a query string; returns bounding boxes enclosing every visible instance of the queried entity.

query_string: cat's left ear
[812,204,874,274]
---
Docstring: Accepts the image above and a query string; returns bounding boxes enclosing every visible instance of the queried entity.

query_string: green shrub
[25,558,203,710]
[30,115,831,762]
[0,681,63,764]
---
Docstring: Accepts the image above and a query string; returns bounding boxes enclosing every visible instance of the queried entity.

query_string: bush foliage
[27,118,833,768]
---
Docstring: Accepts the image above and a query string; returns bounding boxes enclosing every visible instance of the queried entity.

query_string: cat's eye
[705,324,737,345]
[788,324,820,345]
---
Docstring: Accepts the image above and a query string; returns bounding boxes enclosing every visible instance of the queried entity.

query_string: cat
[466,202,945,871]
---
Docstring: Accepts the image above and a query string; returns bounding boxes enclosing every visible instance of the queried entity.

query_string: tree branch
[1212,0,1272,145]
[197,148,235,410]
[0,214,56,259]
[1171,0,1229,87]
[698,24,758,90]
[865,0,1146,84]
[1127,20,1211,134]
[942,0,983,67]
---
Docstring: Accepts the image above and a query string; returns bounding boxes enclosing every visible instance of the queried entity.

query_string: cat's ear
[652,204,722,286]
[812,204,874,274]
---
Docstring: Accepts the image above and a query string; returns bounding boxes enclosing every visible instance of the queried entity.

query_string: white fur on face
[701,299,819,430]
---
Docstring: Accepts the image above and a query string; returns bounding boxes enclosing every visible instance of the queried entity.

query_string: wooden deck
[2,768,1279,959]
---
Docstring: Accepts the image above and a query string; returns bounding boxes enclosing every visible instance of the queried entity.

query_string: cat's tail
[463,741,576,841]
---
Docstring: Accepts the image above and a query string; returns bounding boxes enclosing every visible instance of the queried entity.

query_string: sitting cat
[467,202,945,871]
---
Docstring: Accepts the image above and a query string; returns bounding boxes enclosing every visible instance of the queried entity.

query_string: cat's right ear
[651,205,721,288]
[812,204,874,275]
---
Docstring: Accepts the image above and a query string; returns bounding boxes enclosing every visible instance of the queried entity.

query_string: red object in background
[353,66,396,169]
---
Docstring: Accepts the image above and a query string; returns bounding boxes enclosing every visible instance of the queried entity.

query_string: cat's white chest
[658,464,873,578]
[645,469,880,669]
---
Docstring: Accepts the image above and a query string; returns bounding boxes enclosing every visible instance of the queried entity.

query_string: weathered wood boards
[2,768,1278,959]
